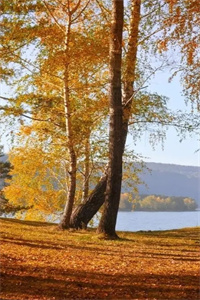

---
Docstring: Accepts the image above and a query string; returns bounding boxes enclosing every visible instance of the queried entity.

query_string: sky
[127,70,200,167]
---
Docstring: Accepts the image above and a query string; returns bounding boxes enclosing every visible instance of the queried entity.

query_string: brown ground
[0,218,199,299]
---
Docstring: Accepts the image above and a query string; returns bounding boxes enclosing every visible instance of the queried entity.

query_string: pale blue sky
[128,70,199,167]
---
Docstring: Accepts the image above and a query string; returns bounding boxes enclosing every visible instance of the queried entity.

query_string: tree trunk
[59,14,77,230]
[59,148,76,229]
[96,0,124,239]
[69,0,141,229]
[122,0,141,130]
[70,175,107,229]
[82,134,90,202]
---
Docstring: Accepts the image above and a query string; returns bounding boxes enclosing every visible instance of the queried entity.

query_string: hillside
[136,163,200,207]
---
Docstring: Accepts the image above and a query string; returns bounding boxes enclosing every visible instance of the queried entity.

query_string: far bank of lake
[115,211,200,232]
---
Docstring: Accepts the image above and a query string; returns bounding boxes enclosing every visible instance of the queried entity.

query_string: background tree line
[120,193,198,212]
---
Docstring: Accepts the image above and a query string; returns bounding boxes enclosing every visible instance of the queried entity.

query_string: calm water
[114,211,200,232]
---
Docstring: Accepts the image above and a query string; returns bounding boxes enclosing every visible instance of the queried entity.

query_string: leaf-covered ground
[0,218,199,299]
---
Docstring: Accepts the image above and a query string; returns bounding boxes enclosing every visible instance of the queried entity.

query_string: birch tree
[70,0,142,230]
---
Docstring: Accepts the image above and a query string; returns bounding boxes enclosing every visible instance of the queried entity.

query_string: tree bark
[69,0,141,229]
[59,13,77,230]
[59,148,76,229]
[70,175,107,229]
[96,0,124,238]
[82,134,90,202]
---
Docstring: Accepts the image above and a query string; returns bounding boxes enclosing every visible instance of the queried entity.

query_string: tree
[70,0,142,229]
[0,0,110,224]
[58,1,82,230]
[69,0,200,229]
[96,0,124,238]
[119,193,133,211]
[183,197,197,211]
[4,142,67,220]
[0,145,32,216]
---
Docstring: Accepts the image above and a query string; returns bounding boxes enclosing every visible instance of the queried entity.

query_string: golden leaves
[0,218,200,300]
[158,0,200,104]
[157,39,168,53]
[4,145,68,219]
[20,125,32,136]
[166,0,179,14]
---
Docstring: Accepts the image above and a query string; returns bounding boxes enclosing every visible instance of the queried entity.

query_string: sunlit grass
[0,218,199,299]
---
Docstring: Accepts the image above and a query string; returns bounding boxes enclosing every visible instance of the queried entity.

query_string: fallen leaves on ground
[0,218,199,299]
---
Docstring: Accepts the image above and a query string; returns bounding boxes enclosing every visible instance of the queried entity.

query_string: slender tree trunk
[122,0,141,132]
[96,0,124,239]
[59,147,76,229]
[59,16,77,230]
[82,134,90,202]
[69,0,141,229]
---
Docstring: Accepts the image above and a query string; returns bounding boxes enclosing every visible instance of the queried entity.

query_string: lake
[113,211,200,232]
[6,211,199,232]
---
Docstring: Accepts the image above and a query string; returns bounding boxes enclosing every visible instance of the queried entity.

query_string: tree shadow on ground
[1,264,199,300]
[1,217,54,227]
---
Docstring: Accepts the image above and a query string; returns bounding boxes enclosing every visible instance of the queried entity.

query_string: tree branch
[71,0,91,23]
[42,0,65,33]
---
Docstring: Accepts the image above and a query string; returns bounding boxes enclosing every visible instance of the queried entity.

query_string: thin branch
[0,104,63,127]
[139,26,164,45]
[3,46,37,75]
[70,0,81,15]
[21,113,50,122]
[3,45,63,84]
[122,85,148,108]
[71,0,91,23]
[0,42,31,59]
[0,96,14,102]
[141,3,166,20]
[21,114,64,128]
[129,117,200,131]
[138,62,170,90]
[95,0,110,14]
[42,0,65,33]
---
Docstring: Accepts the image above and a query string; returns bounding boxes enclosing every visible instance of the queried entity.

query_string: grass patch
[0,218,199,299]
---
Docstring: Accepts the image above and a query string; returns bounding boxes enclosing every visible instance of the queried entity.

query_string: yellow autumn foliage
[4,144,68,220]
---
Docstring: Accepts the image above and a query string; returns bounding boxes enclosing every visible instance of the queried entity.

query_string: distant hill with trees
[119,194,197,211]
[120,162,199,211]
[138,163,199,207]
